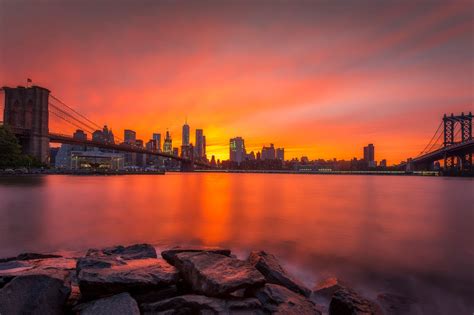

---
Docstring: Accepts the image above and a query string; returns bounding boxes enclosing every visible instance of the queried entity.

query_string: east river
[0,173,472,313]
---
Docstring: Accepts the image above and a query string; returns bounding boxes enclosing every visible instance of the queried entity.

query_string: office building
[124,129,136,144]
[230,137,246,164]
[153,133,161,152]
[182,121,190,146]
[363,143,375,167]
[195,129,204,160]
[261,144,276,160]
[276,148,285,161]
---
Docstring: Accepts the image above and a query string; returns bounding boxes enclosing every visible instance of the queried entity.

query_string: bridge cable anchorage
[50,94,103,130]
[49,102,98,133]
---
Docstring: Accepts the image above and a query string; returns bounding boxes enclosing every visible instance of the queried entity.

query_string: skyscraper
[124,129,136,144]
[163,130,173,154]
[276,148,285,161]
[153,133,161,152]
[230,137,246,164]
[182,121,190,146]
[363,143,375,167]
[195,129,204,160]
[261,144,276,160]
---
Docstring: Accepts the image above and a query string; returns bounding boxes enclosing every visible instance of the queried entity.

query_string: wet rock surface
[1,244,413,315]
[248,250,311,297]
[254,283,322,315]
[329,287,382,315]
[0,274,71,315]
[172,251,266,297]
[78,258,180,299]
[313,277,347,299]
[161,246,231,266]
[74,292,140,315]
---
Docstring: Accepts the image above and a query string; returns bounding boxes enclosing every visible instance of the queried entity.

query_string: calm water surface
[0,174,473,313]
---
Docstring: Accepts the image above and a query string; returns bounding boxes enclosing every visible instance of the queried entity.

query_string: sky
[0,0,473,163]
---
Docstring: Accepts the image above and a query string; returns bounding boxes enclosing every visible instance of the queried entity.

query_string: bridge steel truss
[443,113,472,171]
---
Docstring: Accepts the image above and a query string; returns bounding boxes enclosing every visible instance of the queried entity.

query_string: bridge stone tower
[2,86,50,163]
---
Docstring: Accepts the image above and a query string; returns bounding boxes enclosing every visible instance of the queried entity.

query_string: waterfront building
[55,144,72,168]
[70,151,124,170]
[261,144,276,160]
[230,137,246,164]
[153,133,162,152]
[173,147,179,157]
[163,131,173,154]
[276,148,285,161]
[380,159,387,167]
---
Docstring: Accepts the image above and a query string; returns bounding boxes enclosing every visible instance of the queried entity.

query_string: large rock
[248,250,311,297]
[254,283,321,314]
[0,257,75,288]
[78,258,180,299]
[0,274,71,315]
[87,244,157,260]
[329,288,382,315]
[77,244,157,274]
[313,277,346,299]
[161,246,231,266]
[141,294,263,314]
[74,292,140,315]
[172,251,265,297]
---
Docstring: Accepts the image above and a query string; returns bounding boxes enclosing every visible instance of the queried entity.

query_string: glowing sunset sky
[1,0,472,163]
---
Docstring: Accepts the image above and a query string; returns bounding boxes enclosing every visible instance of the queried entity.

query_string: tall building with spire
[163,130,173,154]
[182,120,190,146]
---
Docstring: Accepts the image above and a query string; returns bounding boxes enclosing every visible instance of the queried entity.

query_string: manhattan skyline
[0,0,472,162]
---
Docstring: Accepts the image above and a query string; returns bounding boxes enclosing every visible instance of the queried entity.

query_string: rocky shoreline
[0,244,416,314]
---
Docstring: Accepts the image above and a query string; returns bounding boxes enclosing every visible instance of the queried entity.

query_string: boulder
[254,283,321,314]
[248,250,311,297]
[172,251,265,297]
[377,293,420,315]
[0,274,71,315]
[74,292,140,315]
[313,277,346,299]
[0,257,75,286]
[78,258,180,299]
[329,288,382,315]
[87,244,157,260]
[141,294,263,314]
[161,246,231,266]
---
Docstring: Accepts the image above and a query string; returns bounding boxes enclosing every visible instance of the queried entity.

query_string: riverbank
[0,244,420,314]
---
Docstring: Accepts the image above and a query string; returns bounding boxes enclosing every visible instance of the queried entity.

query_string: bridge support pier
[180,160,194,172]
[2,86,50,164]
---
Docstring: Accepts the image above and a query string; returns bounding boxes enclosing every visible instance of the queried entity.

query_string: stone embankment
[0,244,417,314]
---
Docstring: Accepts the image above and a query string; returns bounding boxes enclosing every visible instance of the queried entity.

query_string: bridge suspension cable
[49,101,97,133]
[418,121,443,156]
[50,94,102,130]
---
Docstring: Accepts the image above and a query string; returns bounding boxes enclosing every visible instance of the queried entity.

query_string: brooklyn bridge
[1,85,208,171]
[1,85,473,174]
